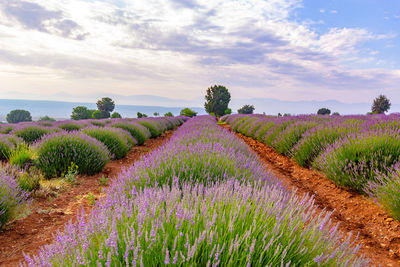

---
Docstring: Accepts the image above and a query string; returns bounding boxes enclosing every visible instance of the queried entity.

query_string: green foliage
[82,128,130,159]
[204,85,231,117]
[98,175,109,186]
[372,94,391,114]
[111,112,121,118]
[64,162,79,184]
[179,108,197,117]
[136,121,161,138]
[332,112,340,116]
[224,108,232,115]
[137,112,148,118]
[238,104,255,114]
[0,139,15,160]
[371,170,400,220]
[96,97,115,114]
[92,110,102,119]
[273,122,317,155]
[16,167,41,192]
[164,112,173,117]
[58,123,81,132]
[35,133,110,178]
[314,131,400,191]
[153,112,159,117]
[71,106,93,120]
[6,109,32,123]
[8,143,35,169]
[317,108,331,115]
[38,115,56,122]
[0,126,13,134]
[13,126,53,143]
[111,122,150,145]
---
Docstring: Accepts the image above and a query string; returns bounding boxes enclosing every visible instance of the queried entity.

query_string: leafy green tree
[164,112,174,117]
[96,97,115,118]
[137,112,148,118]
[372,94,391,114]
[38,115,56,121]
[6,109,32,123]
[92,110,102,119]
[332,112,340,116]
[180,108,197,117]
[111,112,122,118]
[238,104,255,114]
[317,108,331,115]
[224,108,232,115]
[153,112,160,117]
[71,106,92,120]
[204,85,231,117]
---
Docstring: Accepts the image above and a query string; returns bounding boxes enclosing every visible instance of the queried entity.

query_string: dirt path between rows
[222,125,400,267]
[0,130,174,266]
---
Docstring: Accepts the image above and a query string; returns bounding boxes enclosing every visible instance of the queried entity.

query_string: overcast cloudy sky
[0,0,399,105]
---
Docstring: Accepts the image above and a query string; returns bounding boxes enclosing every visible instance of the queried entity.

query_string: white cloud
[0,0,398,104]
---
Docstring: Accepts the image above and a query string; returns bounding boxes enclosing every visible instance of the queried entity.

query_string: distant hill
[0,99,205,121]
[0,97,399,121]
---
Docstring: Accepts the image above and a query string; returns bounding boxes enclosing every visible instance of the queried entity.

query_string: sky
[0,0,399,106]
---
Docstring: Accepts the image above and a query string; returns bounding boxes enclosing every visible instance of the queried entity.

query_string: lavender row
[24,116,368,266]
[223,113,400,221]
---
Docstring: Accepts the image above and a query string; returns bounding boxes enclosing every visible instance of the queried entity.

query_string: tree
[204,85,231,117]
[92,110,102,119]
[224,108,232,115]
[238,104,255,114]
[332,112,340,116]
[137,112,147,118]
[71,106,92,120]
[6,109,32,123]
[38,115,56,121]
[372,94,391,114]
[153,112,160,117]
[164,112,174,117]
[180,108,197,117]
[317,108,331,115]
[96,97,115,118]
[111,112,122,118]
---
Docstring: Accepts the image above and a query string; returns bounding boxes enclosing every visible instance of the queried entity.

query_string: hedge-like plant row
[25,116,368,266]
[0,117,187,228]
[222,113,400,221]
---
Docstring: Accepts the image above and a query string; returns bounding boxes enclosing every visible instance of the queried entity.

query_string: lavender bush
[34,132,111,178]
[0,165,30,228]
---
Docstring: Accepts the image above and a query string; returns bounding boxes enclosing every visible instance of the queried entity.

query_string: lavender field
[223,113,400,221]
[22,116,369,266]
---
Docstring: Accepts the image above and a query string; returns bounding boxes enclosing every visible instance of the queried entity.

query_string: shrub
[136,120,161,138]
[6,109,32,123]
[110,122,151,145]
[0,125,13,134]
[273,121,317,155]
[1,164,41,192]
[82,127,133,159]
[57,122,82,132]
[38,115,56,122]
[8,143,36,169]
[291,122,357,167]
[314,129,400,191]
[369,169,400,220]
[71,106,93,120]
[0,135,15,160]
[12,126,54,144]
[180,108,197,117]
[35,132,110,178]
[164,112,174,117]
[0,166,29,228]
[111,112,121,118]
[90,120,105,127]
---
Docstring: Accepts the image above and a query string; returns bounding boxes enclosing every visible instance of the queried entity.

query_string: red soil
[0,130,174,266]
[222,125,400,267]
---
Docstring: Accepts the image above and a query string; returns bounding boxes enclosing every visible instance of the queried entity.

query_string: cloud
[0,0,88,40]
[0,0,398,104]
